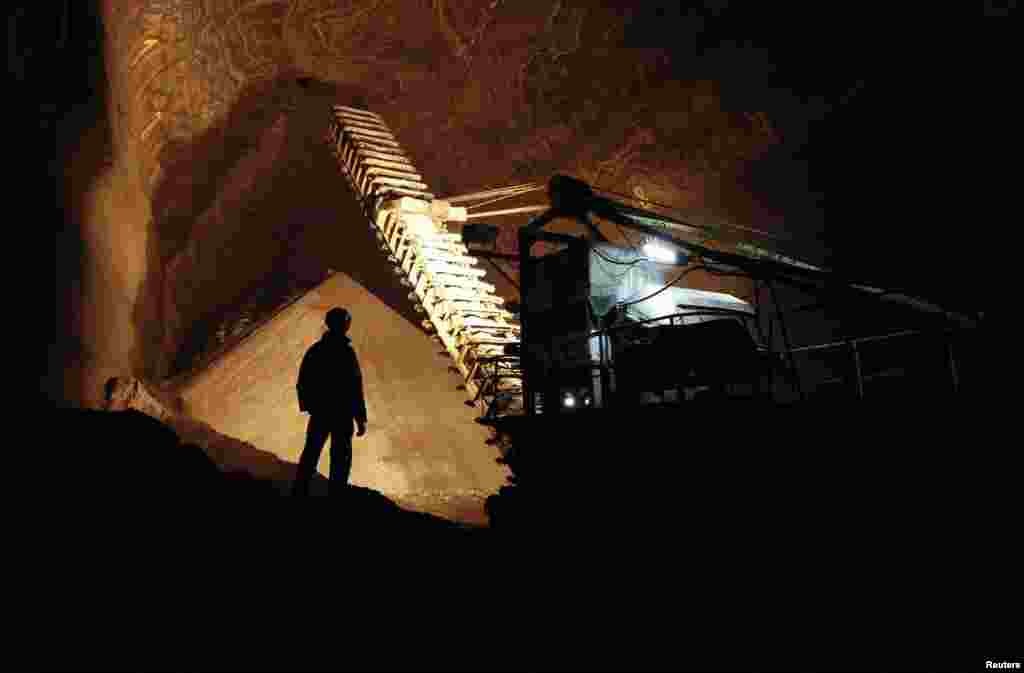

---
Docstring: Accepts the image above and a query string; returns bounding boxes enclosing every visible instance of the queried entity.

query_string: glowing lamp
[643,240,678,264]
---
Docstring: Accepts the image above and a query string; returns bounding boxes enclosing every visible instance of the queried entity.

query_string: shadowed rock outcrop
[100,376,492,528]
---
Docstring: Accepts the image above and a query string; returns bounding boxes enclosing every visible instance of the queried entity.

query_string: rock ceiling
[112,1,786,215]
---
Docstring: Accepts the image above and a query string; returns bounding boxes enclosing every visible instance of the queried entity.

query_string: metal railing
[788,327,967,399]
[521,306,975,406]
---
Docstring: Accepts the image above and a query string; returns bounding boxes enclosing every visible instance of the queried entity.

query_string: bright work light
[643,240,677,264]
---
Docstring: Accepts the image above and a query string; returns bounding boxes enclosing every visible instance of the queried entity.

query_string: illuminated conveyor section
[328,105,523,416]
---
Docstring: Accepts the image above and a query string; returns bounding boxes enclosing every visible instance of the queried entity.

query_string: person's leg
[328,418,354,494]
[292,415,330,496]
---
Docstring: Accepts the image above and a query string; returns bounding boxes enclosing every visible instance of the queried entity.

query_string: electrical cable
[594,194,718,240]
[466,190,542,211]
[589,249,639,286]
[626,307,652,322]
[610,218,643,252]
[591,246,647,266]
[594,231,688,274]
[592,186,785,241]
[593,202,702,265]
[482,255,520,292]
[462,183,545,209]
[618,265,707,308]
[589,191,970,323]
[583,175,643,252]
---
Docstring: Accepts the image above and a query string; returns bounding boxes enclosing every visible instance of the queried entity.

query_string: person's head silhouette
[325,307,352,334]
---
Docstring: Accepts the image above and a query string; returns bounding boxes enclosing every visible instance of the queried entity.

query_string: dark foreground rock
[41,399,483,537]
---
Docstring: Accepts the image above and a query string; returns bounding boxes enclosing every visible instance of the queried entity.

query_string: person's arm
[296,345,317,413]
[352,351,368,434]
[296,354,309,412]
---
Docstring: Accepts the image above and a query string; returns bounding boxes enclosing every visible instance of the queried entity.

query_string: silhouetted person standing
[293,307,367,496]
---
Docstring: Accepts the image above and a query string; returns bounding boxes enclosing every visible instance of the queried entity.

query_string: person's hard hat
[325,307,351,331]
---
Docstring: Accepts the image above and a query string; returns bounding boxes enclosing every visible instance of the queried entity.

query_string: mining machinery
[327,105,982,530]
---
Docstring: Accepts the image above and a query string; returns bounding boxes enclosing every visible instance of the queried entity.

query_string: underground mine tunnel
[28,1,997,528]
[34,0,992,500]
[24,1,1014,669]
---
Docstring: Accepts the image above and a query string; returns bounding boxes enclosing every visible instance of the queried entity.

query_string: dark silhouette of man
[293,307,368,496]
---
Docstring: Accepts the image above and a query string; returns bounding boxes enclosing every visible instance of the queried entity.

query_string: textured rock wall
[103,375,304,492]
[45,2,152,406]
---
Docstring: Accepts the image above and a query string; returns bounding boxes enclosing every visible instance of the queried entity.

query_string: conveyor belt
[329,106,523,417]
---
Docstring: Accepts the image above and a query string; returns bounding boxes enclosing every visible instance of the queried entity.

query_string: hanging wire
[592,189,715,237]
[466,191,540,211]
[593,227,694,269]
[459,183,546,210]
[458,182,544,201]
[591,186,693,215]
[590,261,634,288]
[482,255,520,292]
[591,246,647,266]
[618,265,708,308]
[592,186,786,241]
[591,214,643,253]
